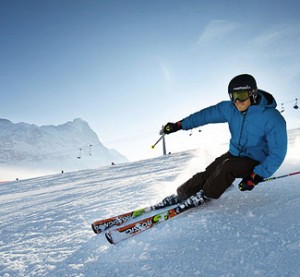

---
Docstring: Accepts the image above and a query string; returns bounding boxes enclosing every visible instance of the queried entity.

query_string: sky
[1,0,300,162]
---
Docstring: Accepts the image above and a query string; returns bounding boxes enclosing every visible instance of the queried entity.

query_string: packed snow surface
[0,144,299,276]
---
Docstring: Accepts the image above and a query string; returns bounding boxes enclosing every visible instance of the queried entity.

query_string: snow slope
[0,138,299,276]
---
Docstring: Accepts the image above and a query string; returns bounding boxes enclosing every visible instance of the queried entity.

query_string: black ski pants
[177,152,260,199]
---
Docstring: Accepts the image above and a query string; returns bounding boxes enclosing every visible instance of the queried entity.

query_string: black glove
[238,173,264,191]
[163,122,182,134]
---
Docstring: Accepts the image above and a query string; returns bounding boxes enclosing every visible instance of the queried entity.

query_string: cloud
[156,57,174,91]
[197,20,239,45]
[251,29,283,48]
[158,60,172,83]
[250,23,300,54]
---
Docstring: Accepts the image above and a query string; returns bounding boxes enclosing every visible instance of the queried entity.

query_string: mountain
[0,128,299,276]
[287,127,300,144]
[0,118,128,180]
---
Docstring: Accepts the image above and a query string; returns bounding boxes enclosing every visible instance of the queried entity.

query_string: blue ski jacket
[181,90,287,178]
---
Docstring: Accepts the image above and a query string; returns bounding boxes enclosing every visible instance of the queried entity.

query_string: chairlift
[77,148,82,159]
[89,144,93,156]
[280,103,285,113]
[294,98,298,109]
[189,129,202,136]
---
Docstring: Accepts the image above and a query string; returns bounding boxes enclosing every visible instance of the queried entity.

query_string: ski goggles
[229,90,250,102]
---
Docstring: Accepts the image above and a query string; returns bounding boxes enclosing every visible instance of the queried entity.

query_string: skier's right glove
[163,122,182,134]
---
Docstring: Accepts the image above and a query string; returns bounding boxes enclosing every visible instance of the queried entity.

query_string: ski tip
[91,223,101,234]
[105,231,115,244]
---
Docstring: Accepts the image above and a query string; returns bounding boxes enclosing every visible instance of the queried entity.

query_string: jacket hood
[257,89,277,108]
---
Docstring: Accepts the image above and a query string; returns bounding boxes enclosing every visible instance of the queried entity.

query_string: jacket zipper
[238,112,247,156]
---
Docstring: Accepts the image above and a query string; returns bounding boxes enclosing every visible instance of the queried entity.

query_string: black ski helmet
[228,74,258,103]
[228,74,257,93]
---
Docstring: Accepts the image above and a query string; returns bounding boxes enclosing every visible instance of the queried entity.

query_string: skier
[162,74,287,205]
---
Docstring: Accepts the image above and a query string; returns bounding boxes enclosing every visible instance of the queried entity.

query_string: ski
[93,171,300,240]
[105,192,206,244]
[92,206,152,234]
[91,194,180,234]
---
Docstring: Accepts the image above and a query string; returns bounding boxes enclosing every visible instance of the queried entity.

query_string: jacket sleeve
[253,110,287,178]
[181,101,230,130]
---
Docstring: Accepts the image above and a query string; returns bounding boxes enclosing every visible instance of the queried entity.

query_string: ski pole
[151,133,165,149]
[262,171,300,182]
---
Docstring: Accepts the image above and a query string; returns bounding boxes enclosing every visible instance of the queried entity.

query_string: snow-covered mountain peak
[0,118,128,180]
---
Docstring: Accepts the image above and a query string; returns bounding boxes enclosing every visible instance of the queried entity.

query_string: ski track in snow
[0,149,299,277]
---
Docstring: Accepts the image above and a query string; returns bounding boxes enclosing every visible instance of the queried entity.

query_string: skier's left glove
[238,173,264,191]
[162,122,182,135]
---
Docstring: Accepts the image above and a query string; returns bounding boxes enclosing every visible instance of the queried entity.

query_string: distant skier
[162,74,287,204]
